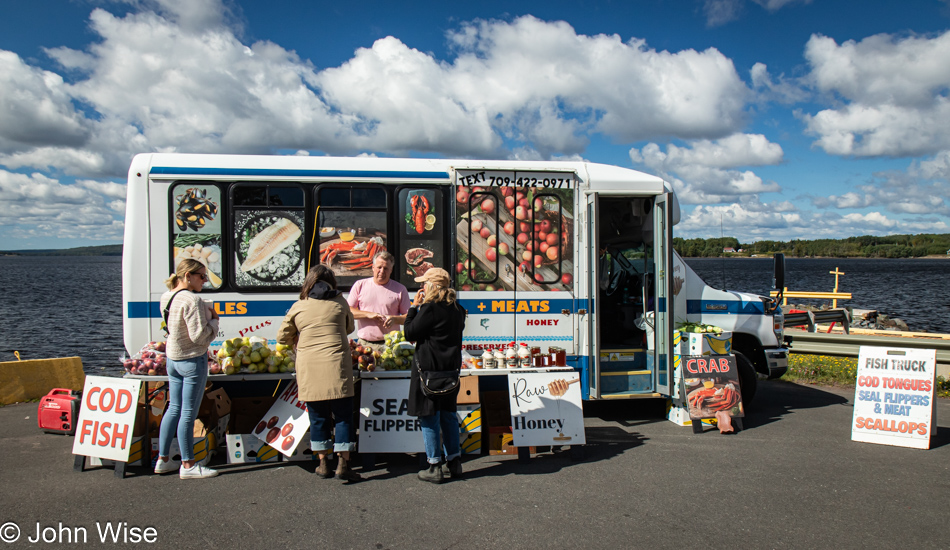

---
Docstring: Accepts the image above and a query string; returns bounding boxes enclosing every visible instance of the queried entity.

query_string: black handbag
[415,356,460,397]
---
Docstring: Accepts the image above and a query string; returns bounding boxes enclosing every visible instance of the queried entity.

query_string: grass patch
[787,353,950,398]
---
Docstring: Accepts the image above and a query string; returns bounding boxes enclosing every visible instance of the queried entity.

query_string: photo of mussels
[175,187,219,232]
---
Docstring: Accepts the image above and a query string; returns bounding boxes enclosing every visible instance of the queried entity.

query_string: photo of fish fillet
[240,218,302,272]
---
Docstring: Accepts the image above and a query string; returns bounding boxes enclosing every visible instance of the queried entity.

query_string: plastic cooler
[37,388,82,435]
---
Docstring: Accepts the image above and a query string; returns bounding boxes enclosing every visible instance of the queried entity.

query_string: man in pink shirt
[347,251,410,351]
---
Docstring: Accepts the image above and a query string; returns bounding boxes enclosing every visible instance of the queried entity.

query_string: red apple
[473,186,485,193]
[546,233,559,246]
[526,242,534,251]
[516,191,525,201]
[518,198,529,208]
[519,221,531,233]
[498,242,510,255]
[486,247,497,262]
[481,199,495,214]
[480,227,491,239]
[535,272,545,283]
[546,247,559,261]
[505,196,516,211]
[461,284,473,291]
[561,273,573,286]
[539,242,549,254]
[501,187,514,197]
[456,262,464,274]
[540,219,552,233]
[534,255,543,267]
[281,423,294,437]
[517,233,528,245]
[503,221,515,235]
[457,189,470,204]
[523,251,533,262]
[471,219,483,233]
[518,261,531,273]
[282,435,295,451]
[487,235,497,247]
[538,230,547,242]
[516,206,528,220]
[534,198,543,211]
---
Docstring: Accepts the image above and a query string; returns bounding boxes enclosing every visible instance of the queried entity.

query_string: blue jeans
[158,354,208,461]
[419,411,461,465]
[306,397,355,453]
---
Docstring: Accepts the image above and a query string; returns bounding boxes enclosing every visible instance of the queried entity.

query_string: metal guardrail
[787,330,950,372]
[784,309,851,334]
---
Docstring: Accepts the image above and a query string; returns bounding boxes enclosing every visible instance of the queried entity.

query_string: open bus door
[585,192,600,399]
[652,192,674,396]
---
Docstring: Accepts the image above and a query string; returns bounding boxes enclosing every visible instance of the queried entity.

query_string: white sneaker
[154,456,179,475]
[180,463,219,479]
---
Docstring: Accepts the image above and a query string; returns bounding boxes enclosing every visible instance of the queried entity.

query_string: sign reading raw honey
[507,372,585,446]
[852,346,936,450]
[72,376,143,462]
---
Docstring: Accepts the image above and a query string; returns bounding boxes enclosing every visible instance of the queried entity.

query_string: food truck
[122,153,788,405]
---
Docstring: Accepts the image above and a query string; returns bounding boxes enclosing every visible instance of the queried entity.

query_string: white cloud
[802,31,950,157]
[809,166,950,216]
[3,8,750,180]
[0,170,126,242]
[703,0,743,27]
[630,134,783,203]
[750,63,810,104]
[0,51,91,153]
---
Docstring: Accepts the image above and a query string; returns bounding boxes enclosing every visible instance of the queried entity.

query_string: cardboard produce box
[479,391,510,430]
[677,331,733,356]
[460,431,482,454]
[457,376,479,404]
[228,396,278,434]
[487,427,535,456]
[226,434,280,463]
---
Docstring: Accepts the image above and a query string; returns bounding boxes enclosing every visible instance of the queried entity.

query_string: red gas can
[38,388,82,435]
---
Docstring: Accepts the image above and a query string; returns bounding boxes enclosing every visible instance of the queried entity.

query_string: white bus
[123,153,788,403]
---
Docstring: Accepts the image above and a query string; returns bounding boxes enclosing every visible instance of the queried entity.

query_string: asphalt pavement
[1,380,948,549]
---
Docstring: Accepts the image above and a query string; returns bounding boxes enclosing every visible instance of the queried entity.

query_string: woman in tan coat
[277,265,360,482]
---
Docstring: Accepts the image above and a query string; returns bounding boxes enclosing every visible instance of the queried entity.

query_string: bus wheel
[734,351,757,408]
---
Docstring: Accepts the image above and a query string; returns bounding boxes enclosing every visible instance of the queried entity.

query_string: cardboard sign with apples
[252,381,310,457]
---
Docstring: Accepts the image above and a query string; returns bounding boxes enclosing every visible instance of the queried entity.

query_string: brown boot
[335,456,362,482]
[315,455,333,478]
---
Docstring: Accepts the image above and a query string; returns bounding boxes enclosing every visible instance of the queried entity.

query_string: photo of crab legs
[319,229,387,276]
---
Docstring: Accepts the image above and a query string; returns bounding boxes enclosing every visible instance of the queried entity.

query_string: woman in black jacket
[404,267,467,484]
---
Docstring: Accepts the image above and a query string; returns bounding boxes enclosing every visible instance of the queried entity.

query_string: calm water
[685,257,949,334]
[0,255,946,376]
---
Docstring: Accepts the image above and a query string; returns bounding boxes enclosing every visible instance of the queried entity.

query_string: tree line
[673,234,950,258]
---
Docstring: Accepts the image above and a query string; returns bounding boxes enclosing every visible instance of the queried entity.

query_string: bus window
[231,183,307,290]
[396,187,445,290]
[170,183,224,290]
[516,188,573,291]
[458,189,503,289]
[314,185,389,289]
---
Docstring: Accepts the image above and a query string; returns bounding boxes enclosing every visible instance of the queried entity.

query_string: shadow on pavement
[744,380,850,429]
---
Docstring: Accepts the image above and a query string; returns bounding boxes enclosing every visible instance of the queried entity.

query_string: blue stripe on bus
[149,167,450,179]
[686,299,765,315]
[127,300,296,318]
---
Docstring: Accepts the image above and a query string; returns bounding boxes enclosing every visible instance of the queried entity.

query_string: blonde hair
[164,259,206,290]
[421,282,457,306]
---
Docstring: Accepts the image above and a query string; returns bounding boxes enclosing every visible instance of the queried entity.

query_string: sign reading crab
[680,355,744,421]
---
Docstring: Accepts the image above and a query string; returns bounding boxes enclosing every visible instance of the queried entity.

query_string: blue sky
[2,0,949,249]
